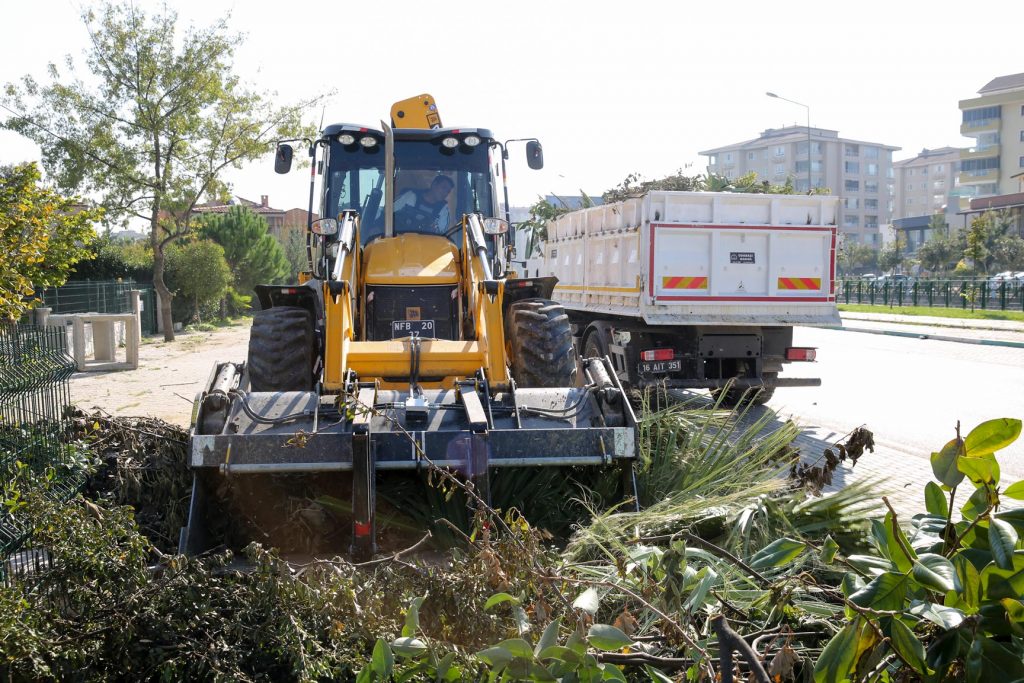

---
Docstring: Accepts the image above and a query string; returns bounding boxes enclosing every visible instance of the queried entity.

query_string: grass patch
[839,303,1024,322]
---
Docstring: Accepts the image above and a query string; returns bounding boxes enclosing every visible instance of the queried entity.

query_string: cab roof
[321,123,494,142]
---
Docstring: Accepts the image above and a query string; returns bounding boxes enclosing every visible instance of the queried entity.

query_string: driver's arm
[437,205,451,232]
[394,191,415,210]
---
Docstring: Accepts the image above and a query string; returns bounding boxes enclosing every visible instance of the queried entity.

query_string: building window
[865,181,879,193]
[724,153,733,162]
[934,164,945,174]
[845,143,860,156]
[920,167,928,175]
[865,198,878,210]
[933,179,945,189]
[863,146,879,159]
[709,155,717,165]
[908,168,914,176]
[845,161,860,174]
[962,105,1001,126]
[921,182,928,190]
[795,160,822,173]
[1020,130,1024,142]
[845,180,860,192]
[866,163,878,176]
[845,197,859,210]
[797,141,822,155]
[1020,156,1024,168]
[774,164,785,176]
[905,197,913,205]
[844,215,860,227]
[905,183,913,191]
[747,151,755,160]
[961,157,1000,174]
[865,216,878,229]
[774,146,785,157]
[933,194,944,205]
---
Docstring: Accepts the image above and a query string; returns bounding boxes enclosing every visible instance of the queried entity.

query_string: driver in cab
[394,175,453,234]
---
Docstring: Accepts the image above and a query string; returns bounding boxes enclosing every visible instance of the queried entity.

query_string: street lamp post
[766,92,811,193]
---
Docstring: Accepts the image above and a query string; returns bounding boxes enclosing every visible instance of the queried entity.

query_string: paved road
[767,324,1023,513]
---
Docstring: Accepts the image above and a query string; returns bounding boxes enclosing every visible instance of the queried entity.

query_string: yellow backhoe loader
[180,96,636,559]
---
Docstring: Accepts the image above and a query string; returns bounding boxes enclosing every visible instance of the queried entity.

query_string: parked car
[875,274,914,287]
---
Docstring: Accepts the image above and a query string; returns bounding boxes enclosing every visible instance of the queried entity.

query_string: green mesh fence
[0,324,78,560]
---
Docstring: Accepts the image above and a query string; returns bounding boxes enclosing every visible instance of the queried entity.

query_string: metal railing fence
[39,279,157,334]
[837,279,1024,311]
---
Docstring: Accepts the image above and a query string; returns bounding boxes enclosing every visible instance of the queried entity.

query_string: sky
[2,0,1023,224]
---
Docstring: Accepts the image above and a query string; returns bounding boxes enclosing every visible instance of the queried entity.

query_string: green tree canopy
[164,240,231,323]
[916,232,958,274]
[2,2,318,340]
[198,206,289,296]
[837,240,877,275]
[0,163,102,320]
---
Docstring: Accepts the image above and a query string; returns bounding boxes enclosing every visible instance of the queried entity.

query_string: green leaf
[931,437,965,487]
[880,512,917,572]
[587,624,634,651]
[402,596,425,638]
[846,554,894,574]
[952,554,983,610]
[644,665,676,683]
[912,553,956,593]
[989,518,1019,570]
[371,638,394,678]
[925,481,949,517]
[814,620,861,683]
[965,635,1024,683]
[849,572,908,611]
[963,418,1022,458]
[535,618,561,657]
[513,605,531,637]
[961,485,994,521]
[1002,480,1024,500]
[390,637,428,658]
[958,454,1000,486]
[573,587,600,615]
[750,537,807,569]
[484,592,520,610]
[496,638,534,659]
[819,535,839,564]
[982,551,1024,600]
[600,663,628,681]
[537,645,580,665]
[907,600,965,629]
[889,619,931,675]
[435,652,458,681]
[476,646,513,668]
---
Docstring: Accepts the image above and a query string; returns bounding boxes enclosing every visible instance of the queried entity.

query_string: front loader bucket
[180,358,636,560]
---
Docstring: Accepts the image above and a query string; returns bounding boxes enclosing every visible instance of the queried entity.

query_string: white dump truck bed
[542,191,841,326]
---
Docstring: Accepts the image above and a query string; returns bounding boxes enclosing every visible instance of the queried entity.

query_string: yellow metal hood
[363,234,460,285]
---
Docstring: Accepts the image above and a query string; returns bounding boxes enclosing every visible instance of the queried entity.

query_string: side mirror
[311,218,338,236]
[275,144,294,174]
[525,140,544,170]
[482,218,509,235]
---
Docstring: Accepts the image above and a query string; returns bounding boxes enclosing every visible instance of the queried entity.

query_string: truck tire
[506,299,576,388]
[247,306,315,392]
[713,372,776,408]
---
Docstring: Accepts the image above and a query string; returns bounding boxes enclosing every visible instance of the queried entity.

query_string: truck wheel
[506,299,576,388]
[247,306,315,392]
[712,372,776,408]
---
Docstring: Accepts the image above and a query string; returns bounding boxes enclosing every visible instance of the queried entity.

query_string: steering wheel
[394,205,436,232]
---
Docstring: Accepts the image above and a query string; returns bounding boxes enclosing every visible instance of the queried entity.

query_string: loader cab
[322,125,500,250]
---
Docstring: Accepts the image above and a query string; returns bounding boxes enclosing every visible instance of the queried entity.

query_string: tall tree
[2,3,317,340]
[198,206,289,299]
[0,163,102,321]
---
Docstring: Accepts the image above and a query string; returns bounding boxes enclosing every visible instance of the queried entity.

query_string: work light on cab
[337,133,356,145]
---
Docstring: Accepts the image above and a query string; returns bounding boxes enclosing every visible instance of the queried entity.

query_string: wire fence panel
[0,324,78,564]
[39,279,157,334]
[837,280,1024,311]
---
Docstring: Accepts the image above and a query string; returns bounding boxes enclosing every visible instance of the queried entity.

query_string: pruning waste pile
[1,405,1023,682]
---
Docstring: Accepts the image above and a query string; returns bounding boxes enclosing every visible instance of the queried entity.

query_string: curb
[839,313,1024,334]
[825,325,1024,349]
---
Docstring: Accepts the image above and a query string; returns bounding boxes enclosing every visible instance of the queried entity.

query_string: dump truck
[179,96,637,559]
[517,191,840,405]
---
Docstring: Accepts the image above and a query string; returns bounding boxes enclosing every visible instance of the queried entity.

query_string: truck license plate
[392,319,435,338]
[638,360,681,374]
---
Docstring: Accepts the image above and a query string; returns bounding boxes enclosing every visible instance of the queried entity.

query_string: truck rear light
[786,347,816,361]
[640,348,675,362]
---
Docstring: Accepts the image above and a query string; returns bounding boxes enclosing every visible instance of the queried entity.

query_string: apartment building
[958,72,1024,201]
[891,147,965,250]
[700,126,900,245]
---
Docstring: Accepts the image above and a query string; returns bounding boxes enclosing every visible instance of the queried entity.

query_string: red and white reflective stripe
[640,348,675,362]
[785,347,817,361]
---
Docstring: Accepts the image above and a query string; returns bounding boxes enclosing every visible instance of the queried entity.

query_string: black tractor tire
[247,306,315,392]
[506,299,576,388]
[712,372,777,408]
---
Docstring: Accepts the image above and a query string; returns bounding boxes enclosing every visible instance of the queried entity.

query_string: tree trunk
[150,204,175,342]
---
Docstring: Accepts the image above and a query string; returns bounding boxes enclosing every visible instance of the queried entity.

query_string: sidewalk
[838,311,1024,346]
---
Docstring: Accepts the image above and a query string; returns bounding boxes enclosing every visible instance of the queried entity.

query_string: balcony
[960,119,999,135]
[958,169,998,184]
[961,146,999,161]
